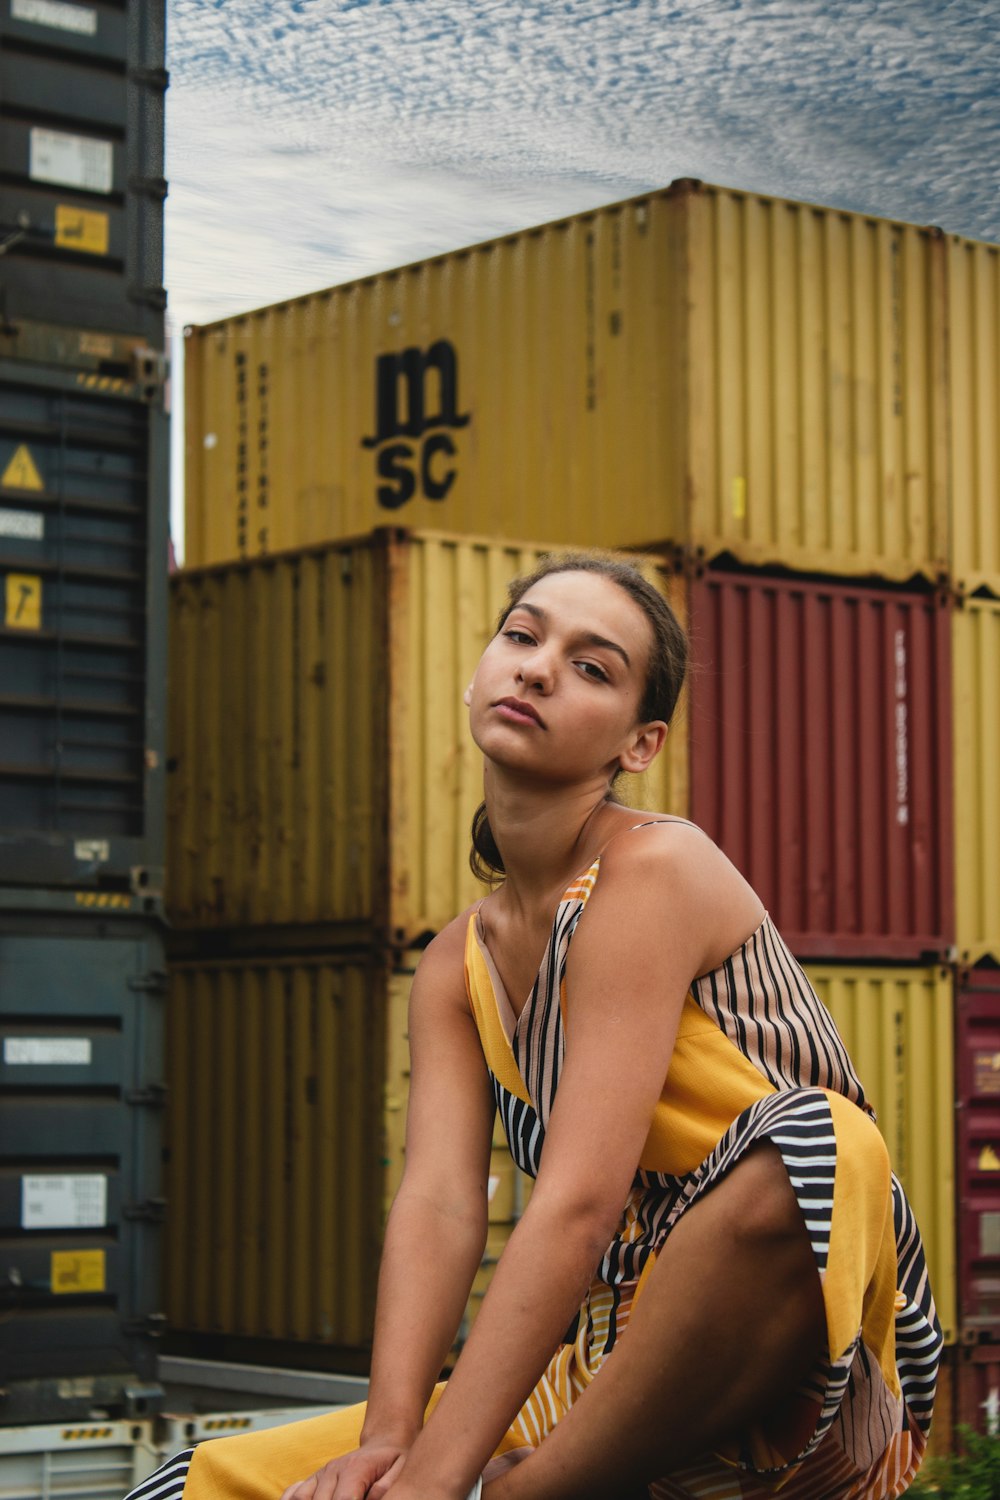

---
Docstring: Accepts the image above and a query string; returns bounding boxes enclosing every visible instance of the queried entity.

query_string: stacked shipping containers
[173,180,998,1436]
[0,0,169,1426]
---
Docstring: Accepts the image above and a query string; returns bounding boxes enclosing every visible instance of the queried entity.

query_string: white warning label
[0,509,43,541]
[5,1038,92,1066]
[30,128,113,195]
[22,1174,106,1230]
[12,0,97,34]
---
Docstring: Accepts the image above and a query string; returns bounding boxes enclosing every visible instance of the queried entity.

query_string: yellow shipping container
[165,951,415,1352]
[185,180,948,584]
[165,951,530,1356]
[805,964,957,1344]
[166,528,688,944]
[953,599,1000,963]
[949,236,1000,597]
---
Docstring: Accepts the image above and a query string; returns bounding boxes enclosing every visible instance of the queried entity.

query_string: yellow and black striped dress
[464,836,941,1498]
[129,829,940,1500]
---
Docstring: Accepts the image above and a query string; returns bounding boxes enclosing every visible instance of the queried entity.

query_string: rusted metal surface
[806,963,956,1344]
[957,968,1000,1343]
[689,568,954,960]
[183,181,949,585]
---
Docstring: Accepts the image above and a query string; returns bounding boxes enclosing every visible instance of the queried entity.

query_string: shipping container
[0,1419,159,1500]
[0,892,166,1426]
[164,952,415,1358]
[689,568,954,961]
[805,963,956,1344]
[0,356,169,895]
[166,529,687,946]
[164,952,535,1362]
[943,1343,1000,1441]
[184,181,948,584]
[949,236,1000,598]
[956,969,1000,1342]
[0,0,167,348]
[953,600,1000,964]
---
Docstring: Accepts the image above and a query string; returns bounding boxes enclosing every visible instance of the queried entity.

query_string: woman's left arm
[390,831,730,1500]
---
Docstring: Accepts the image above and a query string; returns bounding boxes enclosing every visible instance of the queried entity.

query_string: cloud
[165,0,999,328]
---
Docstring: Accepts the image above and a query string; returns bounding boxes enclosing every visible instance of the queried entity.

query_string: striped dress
[464,829,942,1498]
[127,826,941,1500]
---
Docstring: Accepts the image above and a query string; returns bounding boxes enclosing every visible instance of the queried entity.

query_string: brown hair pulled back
[469,552,688,884]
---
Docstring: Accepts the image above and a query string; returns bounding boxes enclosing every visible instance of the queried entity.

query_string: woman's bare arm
[388,828,738,1500]
[284,911,496,1500]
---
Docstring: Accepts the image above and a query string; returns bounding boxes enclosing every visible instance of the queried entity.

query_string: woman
[137,553,940,1500]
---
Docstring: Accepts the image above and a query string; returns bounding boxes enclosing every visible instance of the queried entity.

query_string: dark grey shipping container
[0,0,167,346]
[0,355,168,892]
[0,889,166,1424]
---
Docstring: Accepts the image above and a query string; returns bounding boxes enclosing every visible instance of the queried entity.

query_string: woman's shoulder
[413,902,482,984]
[590,816,765,966]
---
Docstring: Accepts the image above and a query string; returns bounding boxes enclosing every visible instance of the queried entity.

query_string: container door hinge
[123,1197,167,1222]
[124,1311,168,1338]
[129,969,168,995]
[125,1084,167,1108]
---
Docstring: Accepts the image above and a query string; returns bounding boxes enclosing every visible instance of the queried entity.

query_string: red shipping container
[689,570,954,960]
[958,969,1000,1342]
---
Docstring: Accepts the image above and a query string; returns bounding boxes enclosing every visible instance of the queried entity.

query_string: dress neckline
[470,818,769,1042]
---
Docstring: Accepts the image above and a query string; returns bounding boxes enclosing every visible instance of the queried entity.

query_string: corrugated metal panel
[956,969,1000,1341]
[689,568,954,960]
[954,600,1000,964]
[164,953,412,1351]
[680,187,948,582]
[184,182,947,585]
[0,360,169,891]
[805,963,956,1344]
[0,908,166,1422]
[949,236,1000,597]
[167,540,385,933]
[166,530,688,943]
[0,0,167,346]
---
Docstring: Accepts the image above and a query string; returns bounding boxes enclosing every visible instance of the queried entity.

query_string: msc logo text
[361,340,470,510]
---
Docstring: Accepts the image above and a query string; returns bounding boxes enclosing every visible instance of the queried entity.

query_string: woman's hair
[469,552,688,884]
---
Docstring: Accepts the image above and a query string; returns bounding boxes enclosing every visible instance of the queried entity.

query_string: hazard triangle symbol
[1,445,43,491]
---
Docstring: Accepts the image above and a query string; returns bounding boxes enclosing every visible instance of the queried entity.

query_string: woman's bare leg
[484,1144,826,1500]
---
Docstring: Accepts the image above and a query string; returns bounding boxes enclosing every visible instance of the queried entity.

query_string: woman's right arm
[283,911,495,1500]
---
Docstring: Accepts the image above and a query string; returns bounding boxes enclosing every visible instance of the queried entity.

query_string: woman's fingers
[367,1451,407,1498]
[279,1476,319,1500]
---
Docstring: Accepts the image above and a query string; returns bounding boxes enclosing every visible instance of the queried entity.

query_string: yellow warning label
[51,1249,106,1294]
[74,891,132,910]
[732,475,747,521]
[55,204,110,256]
[979,1145,1000,1172]
[1,444,44,491]
[5,573,42,630]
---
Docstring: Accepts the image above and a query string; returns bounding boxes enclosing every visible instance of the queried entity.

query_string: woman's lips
[494,697,545,728]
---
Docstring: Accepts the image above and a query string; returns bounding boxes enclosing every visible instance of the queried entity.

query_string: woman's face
[465,570,660,783]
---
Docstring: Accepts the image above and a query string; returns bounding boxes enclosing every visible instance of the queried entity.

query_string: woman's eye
[504,628,535,645]
[578,661,609,682]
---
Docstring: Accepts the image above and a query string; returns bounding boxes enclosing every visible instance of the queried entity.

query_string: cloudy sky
[165,0,999,334]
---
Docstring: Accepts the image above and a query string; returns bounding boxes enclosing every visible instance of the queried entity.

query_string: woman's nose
[516,651,554,691]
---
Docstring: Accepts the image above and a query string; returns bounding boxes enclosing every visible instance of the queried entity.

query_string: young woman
[135,553,940,1500]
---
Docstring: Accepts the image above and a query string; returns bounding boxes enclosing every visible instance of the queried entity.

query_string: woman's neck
[483,767,625,912]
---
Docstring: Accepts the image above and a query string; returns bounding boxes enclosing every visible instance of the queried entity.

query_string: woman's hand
[279,1443,407,1500]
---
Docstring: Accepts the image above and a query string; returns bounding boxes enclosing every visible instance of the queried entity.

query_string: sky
[163,0,999,550]
[165,0,1000,334]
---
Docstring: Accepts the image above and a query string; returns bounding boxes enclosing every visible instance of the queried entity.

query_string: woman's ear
[618,721,668,776]
[463,681,474,707]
